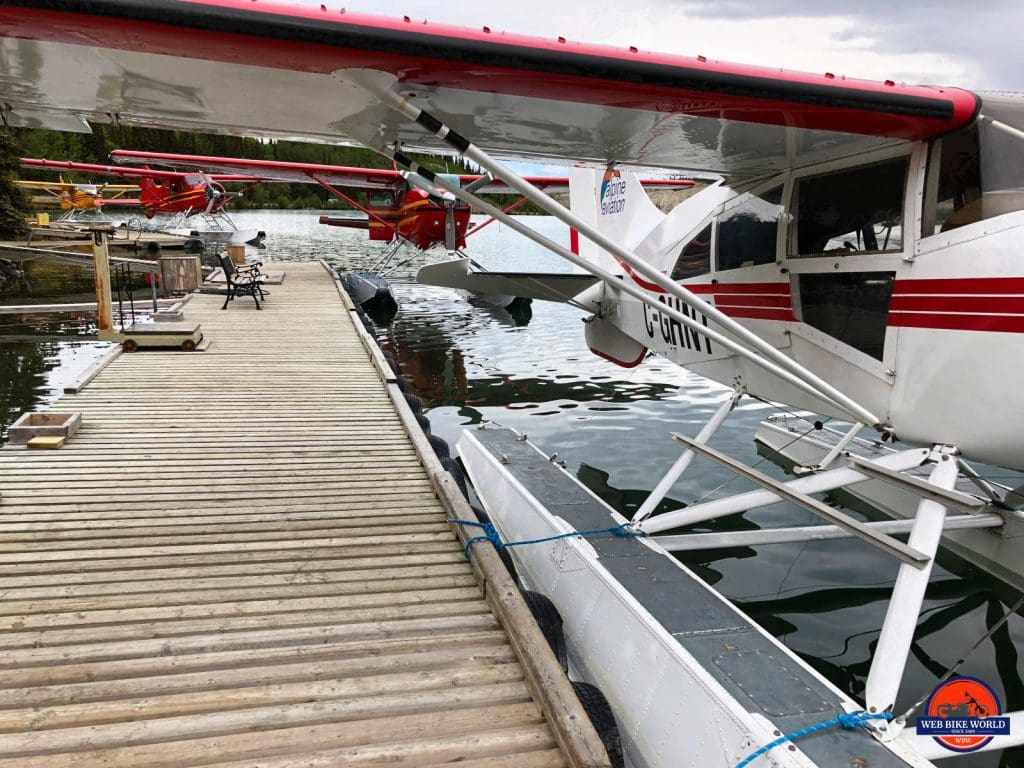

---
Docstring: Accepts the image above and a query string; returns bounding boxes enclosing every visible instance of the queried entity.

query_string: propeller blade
[444,204,457,252]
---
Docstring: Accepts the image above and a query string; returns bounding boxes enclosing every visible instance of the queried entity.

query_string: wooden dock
[0,263,607,767]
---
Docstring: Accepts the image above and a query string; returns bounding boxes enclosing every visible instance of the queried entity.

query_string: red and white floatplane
[2,2,1022,765]
[20,158,266,245]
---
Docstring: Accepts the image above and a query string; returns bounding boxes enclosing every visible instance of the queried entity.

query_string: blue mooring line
[449,519,646,560]
[734,710,894,768]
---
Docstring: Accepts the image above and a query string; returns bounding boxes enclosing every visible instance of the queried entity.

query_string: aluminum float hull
[459,425,931,768]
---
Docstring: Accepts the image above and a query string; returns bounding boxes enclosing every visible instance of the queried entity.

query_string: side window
[671,224,712,280]
[922,127,982,236]
[717,186,783,271]
[368,190,394,207]
[798,272,895,361]
[795,157,908,255]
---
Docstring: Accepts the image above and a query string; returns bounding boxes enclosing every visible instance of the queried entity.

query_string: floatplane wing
[108,151,698,196]
[107,151,566,192]
[15,179,139,193]
[0,2,976,177]
[19,158,257,184]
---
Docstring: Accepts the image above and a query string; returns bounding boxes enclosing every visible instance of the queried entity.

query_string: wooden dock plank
[0,263,584,767]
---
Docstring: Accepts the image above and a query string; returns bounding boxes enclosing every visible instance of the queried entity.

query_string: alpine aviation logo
[916,676,1010,752]
[600,169,627,215]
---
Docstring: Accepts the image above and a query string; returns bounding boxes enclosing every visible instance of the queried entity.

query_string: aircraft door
[789,155,909,361]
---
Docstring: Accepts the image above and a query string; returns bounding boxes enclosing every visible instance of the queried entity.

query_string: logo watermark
[916,676,1010,753]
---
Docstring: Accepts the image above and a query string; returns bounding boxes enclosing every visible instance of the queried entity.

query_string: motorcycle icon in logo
[916,676,1010,753]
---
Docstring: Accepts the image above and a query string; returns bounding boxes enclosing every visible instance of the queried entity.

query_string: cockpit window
[437,173,462,190]
[923,94,1024,236]
[795,157,907,255]
[368,190,394,207]
[717,186,783,270]
[671,224,712,280]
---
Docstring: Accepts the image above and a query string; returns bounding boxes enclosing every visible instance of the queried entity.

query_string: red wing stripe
[4,2,977,140]
[889,313,1024,334]
[894,277,1024,295]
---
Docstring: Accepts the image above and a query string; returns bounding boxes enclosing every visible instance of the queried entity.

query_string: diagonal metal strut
[670,432,930,567]
[357,81,881,429]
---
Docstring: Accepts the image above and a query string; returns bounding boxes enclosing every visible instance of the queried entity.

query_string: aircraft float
[108,149,693,309]
[19,158,265,245]
[1,2,1022,766]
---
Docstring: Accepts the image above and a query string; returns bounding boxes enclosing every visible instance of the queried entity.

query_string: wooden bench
[218,253,267,310]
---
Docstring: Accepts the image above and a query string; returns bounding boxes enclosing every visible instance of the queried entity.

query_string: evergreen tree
[0,129,30,238]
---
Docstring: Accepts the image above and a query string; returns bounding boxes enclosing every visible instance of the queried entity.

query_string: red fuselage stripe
[889,313,1024,333]
[712,295,793,308]
[893,277,1024,295]
[890,295,1024,313]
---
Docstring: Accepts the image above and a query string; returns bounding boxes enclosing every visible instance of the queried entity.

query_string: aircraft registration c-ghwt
[3,3,1024,768]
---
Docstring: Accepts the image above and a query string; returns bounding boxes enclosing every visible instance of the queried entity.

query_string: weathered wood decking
[0,263,596,767]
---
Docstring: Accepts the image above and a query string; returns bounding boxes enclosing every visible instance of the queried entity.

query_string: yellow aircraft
[15,177,141,211]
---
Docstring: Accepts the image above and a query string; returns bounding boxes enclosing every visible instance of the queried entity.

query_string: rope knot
[613,523,647,538]
[448,519,504,558]
[735,711,893,767]
[838,711,875,730]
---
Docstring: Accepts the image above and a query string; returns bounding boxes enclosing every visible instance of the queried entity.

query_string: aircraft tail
[568,166,665,275]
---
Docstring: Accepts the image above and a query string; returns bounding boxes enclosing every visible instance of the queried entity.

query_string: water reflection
[0,312,109,438]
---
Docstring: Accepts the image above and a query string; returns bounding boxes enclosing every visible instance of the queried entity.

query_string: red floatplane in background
[2,2,1023,766]
[19,158,266,245]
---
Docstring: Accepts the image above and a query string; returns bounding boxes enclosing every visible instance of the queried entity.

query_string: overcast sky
[297,0,1021,91]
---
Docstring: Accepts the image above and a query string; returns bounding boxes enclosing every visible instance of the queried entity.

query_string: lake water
[2,208,1021,766]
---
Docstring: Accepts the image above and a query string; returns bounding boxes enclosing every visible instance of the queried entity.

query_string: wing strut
[356,90,876,430]
[382,147,877,423]
[360,84,881,428]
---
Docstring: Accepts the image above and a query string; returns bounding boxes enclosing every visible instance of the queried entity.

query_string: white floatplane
[1,2,1022,765]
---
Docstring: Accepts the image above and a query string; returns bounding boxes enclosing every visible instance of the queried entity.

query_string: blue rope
[735,710,893,768]
[449,519,645,559]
